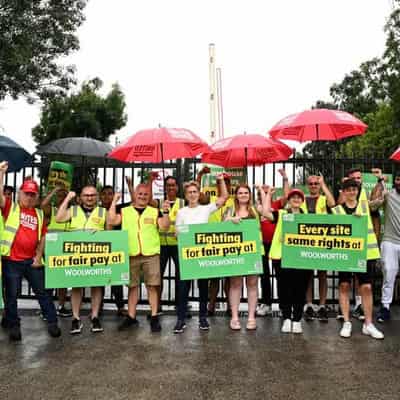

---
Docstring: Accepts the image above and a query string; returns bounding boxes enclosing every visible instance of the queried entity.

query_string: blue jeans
[2,258,58,327]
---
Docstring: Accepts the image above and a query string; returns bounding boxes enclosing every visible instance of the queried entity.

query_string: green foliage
[301,2,400,159]
[32,78,128,146]
[0,0,87,102]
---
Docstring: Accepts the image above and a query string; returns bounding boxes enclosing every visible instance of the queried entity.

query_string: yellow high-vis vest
[300,195,327,214]
[69,205,106,231]
[331,200,380,260]
[159,198,184,246]
[208,197,235,223]
[0,203,43,256]
[122,206,160,256]
[269,209,288,260]
[47,206,70,232]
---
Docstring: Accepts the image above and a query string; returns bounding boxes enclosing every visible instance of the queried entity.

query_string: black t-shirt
[305,196,318,214]
[342,204,357,215]
[133,206,163,218]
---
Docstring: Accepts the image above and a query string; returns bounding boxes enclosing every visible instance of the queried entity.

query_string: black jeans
[277,261,311,322]
[2,259,58,327]
[160,245,180,305]
[177,279,208,321]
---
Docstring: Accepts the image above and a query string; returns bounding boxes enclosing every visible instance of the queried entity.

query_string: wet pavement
[1,309,400,400]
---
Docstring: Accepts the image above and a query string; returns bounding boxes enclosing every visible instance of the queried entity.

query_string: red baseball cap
[20,180,39,194]
[287,188,305,201]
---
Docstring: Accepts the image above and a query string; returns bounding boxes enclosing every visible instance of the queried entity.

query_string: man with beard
[372,171,400,322]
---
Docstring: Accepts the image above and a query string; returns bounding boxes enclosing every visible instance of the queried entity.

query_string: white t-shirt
[175,203,218,233]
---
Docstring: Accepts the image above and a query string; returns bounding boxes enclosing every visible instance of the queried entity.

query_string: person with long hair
[224,184,268,331]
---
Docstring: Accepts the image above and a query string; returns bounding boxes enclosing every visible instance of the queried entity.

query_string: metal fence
[5,154,398,308]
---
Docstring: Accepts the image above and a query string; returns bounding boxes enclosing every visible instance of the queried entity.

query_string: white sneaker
[340,321,352,338]
[281,319,292,333]
[256,304,271,316]
[292,321,303,334]
[362,323,384,340]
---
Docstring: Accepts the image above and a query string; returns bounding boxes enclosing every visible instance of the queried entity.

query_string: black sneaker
[70,318,83,335]
[317,306,329,323]
[118,316,139,331]
[199,318,210,331]
[150,315,162,332]
[352,305,365,321]
[57,305,72,318]
[304,306,315,321]
[48,323,62,338]
[91,317,103,333]
[208,309,216,317]
[377,306,391,323]
[9,325,22,341]
[336,307,344,321]
[173,320,187,334]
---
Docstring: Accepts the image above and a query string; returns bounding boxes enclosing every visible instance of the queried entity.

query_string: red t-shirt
[260,199,283,244]
[2,197,47,261]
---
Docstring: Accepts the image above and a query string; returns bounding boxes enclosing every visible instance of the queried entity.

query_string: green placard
[178,219,263,280]
[362,173,393,194]
[45,230,130,289]
[281,213,368,272]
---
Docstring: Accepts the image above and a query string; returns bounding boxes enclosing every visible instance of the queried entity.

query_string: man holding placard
[56,186,107,334]
[331,179,383,339]
[108,184,171,333]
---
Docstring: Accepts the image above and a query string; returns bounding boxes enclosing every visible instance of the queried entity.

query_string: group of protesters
[0,158,398,342]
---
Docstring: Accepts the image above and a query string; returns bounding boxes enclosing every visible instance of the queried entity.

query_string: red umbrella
[201,134,293,168]
[269,109,367,142]
[390,147,400,161]
[108,127,210,162]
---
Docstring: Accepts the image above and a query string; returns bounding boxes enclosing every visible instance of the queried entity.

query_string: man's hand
[31,256,43,268]
[278,168,287,179]
[113,192,122,203]
[149,171,159,181]
[0,161,8,173]
[317,174,325,186]
[66,191,76,201]
[199,166,211,175]
[161,200,171,213]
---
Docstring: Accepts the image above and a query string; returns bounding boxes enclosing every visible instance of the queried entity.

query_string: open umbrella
[37,137,112,158]
[390,147,400,161]
[0,135,32,172]
[201,134,293,168]
[108,127,210,163]
[269,109,367,142]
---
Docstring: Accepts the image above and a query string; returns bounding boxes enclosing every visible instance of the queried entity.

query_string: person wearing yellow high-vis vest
[331,179,383,340]
[158,176,184,313]
[267,188,312,335]
[302,175,336,323]
[107,183,171,333]
[0,161,61,341]
[56,186,107,335]
[41,186,72,318]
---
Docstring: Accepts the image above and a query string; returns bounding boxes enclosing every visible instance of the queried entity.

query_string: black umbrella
[0,135,33,172]
[37,137,112,157]
[37,137,114,188]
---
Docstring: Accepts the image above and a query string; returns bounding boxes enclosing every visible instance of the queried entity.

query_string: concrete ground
[1,309,400,400]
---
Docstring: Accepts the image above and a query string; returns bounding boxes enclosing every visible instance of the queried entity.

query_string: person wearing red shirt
[0,161,61,341]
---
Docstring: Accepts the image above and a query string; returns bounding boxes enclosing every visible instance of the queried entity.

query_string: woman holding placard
[266,188,311,334]
[223,184,269,331]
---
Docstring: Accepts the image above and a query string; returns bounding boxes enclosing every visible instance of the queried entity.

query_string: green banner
[178,219,263,280]
[45,231,130,289]
[281,213,368,272]
[362,173,393,195]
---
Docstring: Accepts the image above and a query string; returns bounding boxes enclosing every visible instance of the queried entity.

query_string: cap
[287,188,305,201]
[20,180,39,194]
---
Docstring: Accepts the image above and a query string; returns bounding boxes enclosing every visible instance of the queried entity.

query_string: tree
[0,0,87,102]
[32,78,128,146]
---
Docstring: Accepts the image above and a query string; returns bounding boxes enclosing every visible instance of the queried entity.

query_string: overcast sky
[0,0,394,153]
